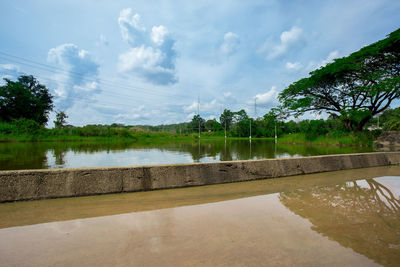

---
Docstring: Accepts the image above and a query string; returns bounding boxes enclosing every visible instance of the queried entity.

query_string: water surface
[0,139,373,170]
[0,166,399,266]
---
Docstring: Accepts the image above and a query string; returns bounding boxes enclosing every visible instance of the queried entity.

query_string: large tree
[54,110,68,128]
[190,114,205,133]
[279,28,400,131]
[219,109,234,131]
[0,75,54,125]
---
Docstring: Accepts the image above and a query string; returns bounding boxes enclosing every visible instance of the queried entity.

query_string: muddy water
[0,166,399,266]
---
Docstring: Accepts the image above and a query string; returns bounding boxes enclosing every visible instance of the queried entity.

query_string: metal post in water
[249,119,252,140]
[225,119,227,139]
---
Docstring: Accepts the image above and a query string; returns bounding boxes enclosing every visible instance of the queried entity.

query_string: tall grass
[278,132,378,146]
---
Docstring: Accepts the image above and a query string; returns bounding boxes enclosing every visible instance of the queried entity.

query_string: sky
[0,0,399,126]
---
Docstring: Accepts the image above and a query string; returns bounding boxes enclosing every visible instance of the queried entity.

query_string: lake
[0,139,374,170]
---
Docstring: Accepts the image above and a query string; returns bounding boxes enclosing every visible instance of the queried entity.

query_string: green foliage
[279,28,400,131]
[54,111,68,128]
[205,119,222,132]
[190,114,205,133]
[0,75,54,125]
[377,107,400,130]
[219,109,234,130]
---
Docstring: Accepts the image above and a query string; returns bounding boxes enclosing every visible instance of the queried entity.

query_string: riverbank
[0,131,375,147]
[0,120,379,146]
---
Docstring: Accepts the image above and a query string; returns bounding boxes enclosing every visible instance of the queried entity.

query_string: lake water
[0,166,399,266]
[0,139,373,170]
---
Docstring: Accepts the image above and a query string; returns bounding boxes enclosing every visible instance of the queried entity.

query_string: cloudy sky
[0,0,399,126]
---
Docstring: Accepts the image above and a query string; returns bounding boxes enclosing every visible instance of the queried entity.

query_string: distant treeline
[1,107,399,143]
[136,107,400,138]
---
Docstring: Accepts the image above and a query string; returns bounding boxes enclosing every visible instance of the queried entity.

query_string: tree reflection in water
[0,140,373,170]
[279,177,400,267]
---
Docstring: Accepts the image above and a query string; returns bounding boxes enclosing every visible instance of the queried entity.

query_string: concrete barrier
[1,152,400,202]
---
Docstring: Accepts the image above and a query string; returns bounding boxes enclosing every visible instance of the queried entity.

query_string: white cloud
[118,46,177,85]
[47,43,100,109]
[184,101,198,113]
[261,26,303,59]
[306,50,340,71]
[220,32,240,55]
[183,99,221,113]
[114,105,151,123]
[151,25,169,46]
[280,26,302,44]
[0,64,24,84]
[118,8,146,45]
[119,46,163,72]
[117,8,177,85]
[186,112,196,120]
[285,61,302,70]
[254,86,279,105]
[322,50,339,65]
[202,99,221,112]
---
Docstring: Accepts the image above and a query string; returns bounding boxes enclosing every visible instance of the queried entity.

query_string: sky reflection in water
[0,139,373,170]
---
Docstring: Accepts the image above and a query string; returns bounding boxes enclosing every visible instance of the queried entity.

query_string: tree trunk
[342,119,354,132]
[356,115,372,131]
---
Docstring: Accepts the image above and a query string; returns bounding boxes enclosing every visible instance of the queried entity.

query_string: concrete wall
[1,152,400,202]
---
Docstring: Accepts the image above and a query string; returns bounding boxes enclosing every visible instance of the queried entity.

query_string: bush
[0,118,42,135]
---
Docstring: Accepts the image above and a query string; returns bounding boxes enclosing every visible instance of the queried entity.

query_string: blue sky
[0,0,399,126]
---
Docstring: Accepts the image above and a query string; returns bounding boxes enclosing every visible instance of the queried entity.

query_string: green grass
[277,133,374,146]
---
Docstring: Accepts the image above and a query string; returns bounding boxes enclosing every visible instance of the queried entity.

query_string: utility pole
[198,96,200,139]
[250,97,256,140]
[249,119,252,140]
[224,115,227,139]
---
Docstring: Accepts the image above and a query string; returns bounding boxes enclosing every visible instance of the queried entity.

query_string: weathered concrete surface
[375,131,400,148]
[1,152,400,202]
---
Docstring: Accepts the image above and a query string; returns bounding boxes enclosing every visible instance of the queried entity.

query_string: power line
[0,51,184,96]
[0,52,266,111]
[0,70,177,104]
[0,51,193,100]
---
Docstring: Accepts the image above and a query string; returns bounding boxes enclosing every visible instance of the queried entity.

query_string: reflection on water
[0,166,399,266]
[280,176,400,267]
[0,139,373,170]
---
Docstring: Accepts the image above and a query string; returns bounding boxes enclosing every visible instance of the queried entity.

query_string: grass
[277,133,374,146]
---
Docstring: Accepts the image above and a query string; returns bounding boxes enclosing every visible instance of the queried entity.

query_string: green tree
[54,110,68,128]
[219,109,234,131]
[279,28,400,131]
[260,110,279,137]
[232,109,250,137]
[205,119,221,132]
[380,107,400,130]
[0,75,54,125]
[190,114,205,133]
